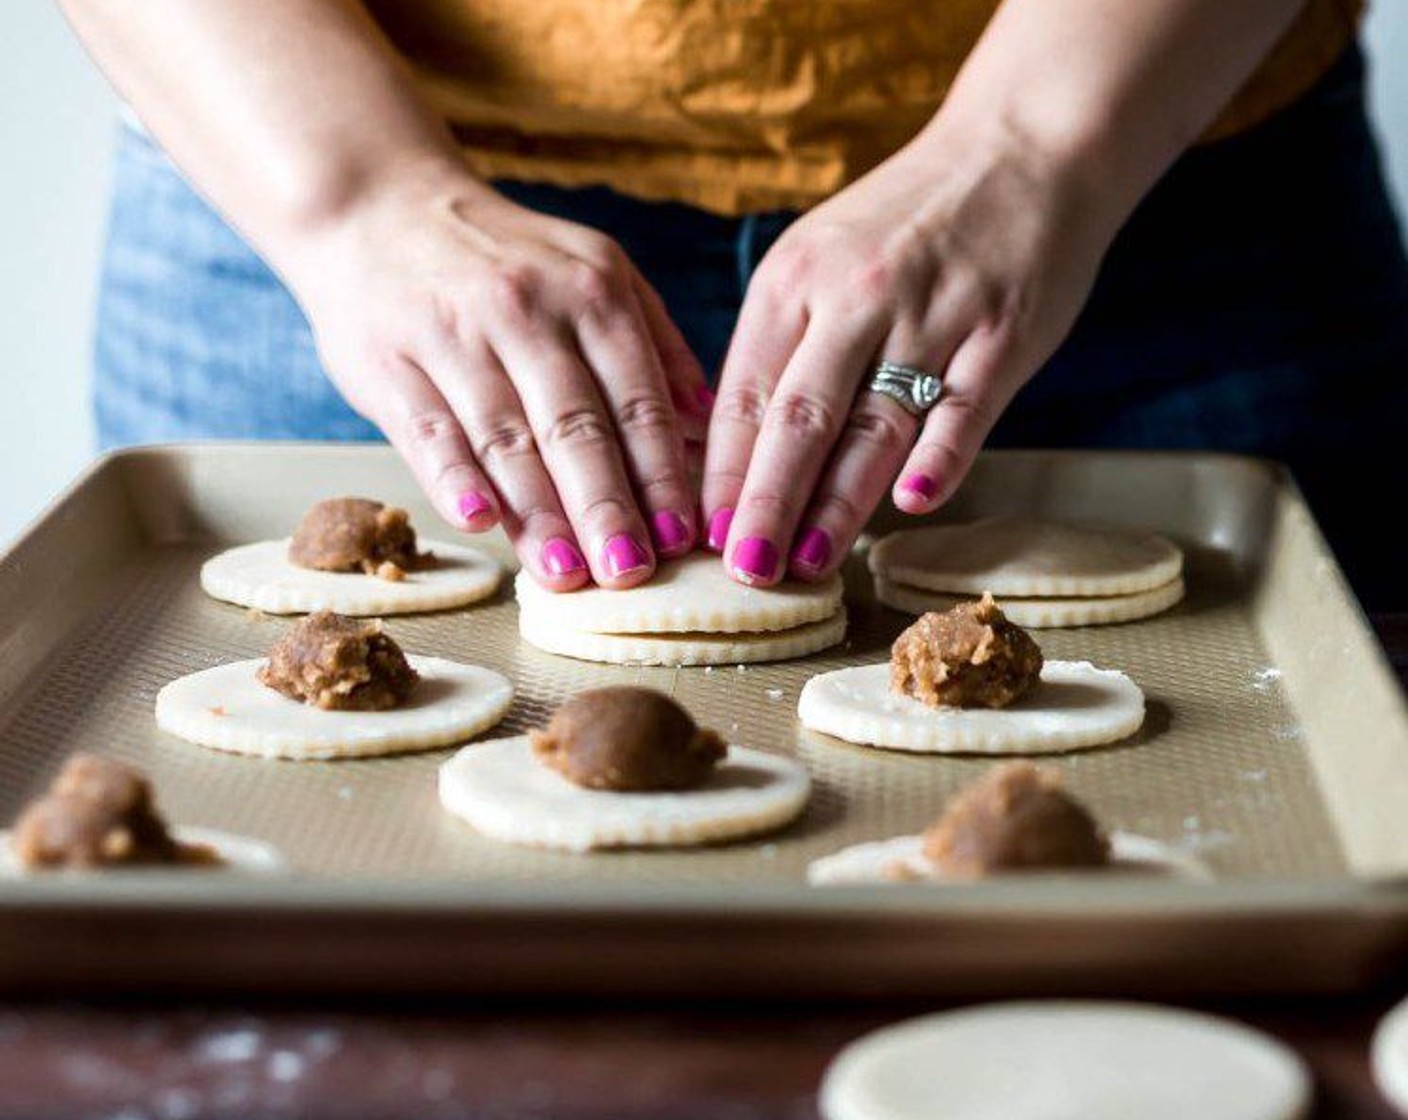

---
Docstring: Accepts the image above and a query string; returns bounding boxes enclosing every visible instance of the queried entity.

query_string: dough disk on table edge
[873,576,1185,627]
[201,538,503,615]
[0,827,286,876]
[514,552,843,634]
[438,735,811,851]
[819,1001,1309,1120]
[518,607,847,666]
[155,656,514,760]
[868,517,1184,597]
[806,831,1211,885]
[797,660,1145,754]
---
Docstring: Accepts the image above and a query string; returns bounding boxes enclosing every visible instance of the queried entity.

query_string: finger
[894,329,1014,514]
[573,264,699,559]
[787,317,956,578]
[421,335,591,591]
[492,325,657,589]
[787,394,920,580]
[629,267,711,445]
[362,355,503,535]
[722,316,887,586]
[699,282,806,553]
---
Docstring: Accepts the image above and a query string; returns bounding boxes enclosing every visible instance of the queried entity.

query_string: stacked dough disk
[515,553,847,666]
[868,517,1185,627]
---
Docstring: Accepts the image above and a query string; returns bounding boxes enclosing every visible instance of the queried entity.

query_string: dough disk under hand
[201,539,502,615]
[438,735,810,851]
[797,661,1145,754]
[514,552,843,634]
[156,656,514,760]
[518,607,847,666]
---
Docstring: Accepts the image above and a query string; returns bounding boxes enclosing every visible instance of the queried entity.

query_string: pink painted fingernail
[651,510,691,556]
[603,532,651,578]
[899,473,938,502]
[706,507,734,552]
[731,536,778,584]
[457,491,495,526]
[792,526,832,572]
[694,385,716,415]
[541,537,587,578]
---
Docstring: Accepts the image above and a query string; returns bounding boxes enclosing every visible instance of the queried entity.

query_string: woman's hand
[283,164,710,591]
[701,123,1118,585]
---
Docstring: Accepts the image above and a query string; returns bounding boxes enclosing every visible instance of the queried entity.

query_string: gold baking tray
[0,444,1405,998]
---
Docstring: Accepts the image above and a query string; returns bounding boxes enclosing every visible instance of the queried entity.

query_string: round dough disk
[820,1002,1310,1120]
[806,832,1211,885]
[201,539,502,615]
[868,517,1183,597]
[439,735,810,851]
[156,656,514,760]
[1372,994,1408,1118]
[519,607,846,666]
[797,661,1145,754]
[1,828,285,876]
[515,552,842,634]
[873,576,1185,627]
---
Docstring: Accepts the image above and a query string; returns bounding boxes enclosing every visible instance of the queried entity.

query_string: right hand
[279,163,710,591]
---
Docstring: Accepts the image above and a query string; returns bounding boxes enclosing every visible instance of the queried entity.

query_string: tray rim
[3,443,1407,948]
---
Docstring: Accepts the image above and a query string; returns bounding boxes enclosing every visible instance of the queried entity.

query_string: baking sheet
[0,444,1404,996]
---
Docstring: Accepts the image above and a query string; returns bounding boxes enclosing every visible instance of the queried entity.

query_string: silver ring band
[866,360,943,417]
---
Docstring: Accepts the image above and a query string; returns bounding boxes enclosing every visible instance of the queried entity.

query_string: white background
[2,3,1406,544]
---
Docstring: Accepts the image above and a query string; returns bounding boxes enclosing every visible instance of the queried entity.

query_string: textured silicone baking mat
[0,445,1404,996]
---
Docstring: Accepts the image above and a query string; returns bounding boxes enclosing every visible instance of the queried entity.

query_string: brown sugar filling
[890,592,1043,709]
[531,687,727,791]
[258,611,419,711]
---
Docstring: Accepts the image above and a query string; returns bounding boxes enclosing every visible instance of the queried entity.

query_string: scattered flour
[1251,666,1283,692]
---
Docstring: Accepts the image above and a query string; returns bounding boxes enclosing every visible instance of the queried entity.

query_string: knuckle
[845,405,912,448]
[713,385,769,428]
[855,256,893,301]
[566,259,623,309]
[542,405,614,450]
[615,392,675,434]
[575,492,637,528]
[739,490,799,521]
[811,488,865,527]
[400,409,459,449]
[471,417,537,463]
[769,391,839,439]
[943,390,997,431]
[489,265,543,321]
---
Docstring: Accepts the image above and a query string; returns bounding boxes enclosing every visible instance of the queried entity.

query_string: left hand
[700,124,1118,585]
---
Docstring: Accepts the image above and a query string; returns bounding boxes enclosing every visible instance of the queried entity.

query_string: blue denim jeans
[93,46,1408,605]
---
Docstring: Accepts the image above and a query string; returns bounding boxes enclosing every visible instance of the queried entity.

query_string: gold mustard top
[366,0,1362,216]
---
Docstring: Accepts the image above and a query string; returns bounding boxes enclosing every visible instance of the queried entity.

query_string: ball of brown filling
[11,753,213,869]
[258,611,419,711]
[288,497,423,580]
[891,592,1043,709]
[531,687,727,791]
[922,762,1110,878]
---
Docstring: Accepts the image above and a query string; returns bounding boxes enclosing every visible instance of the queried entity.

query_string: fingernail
[792,526,832,572]
[603,532,651,578]
[731,536,778,584]
[694,385,716,415]
[457,491,495,526]
[706,507,733,552]
[898,473,938,502]
[541,537,587,578]
[651,510,691,556]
